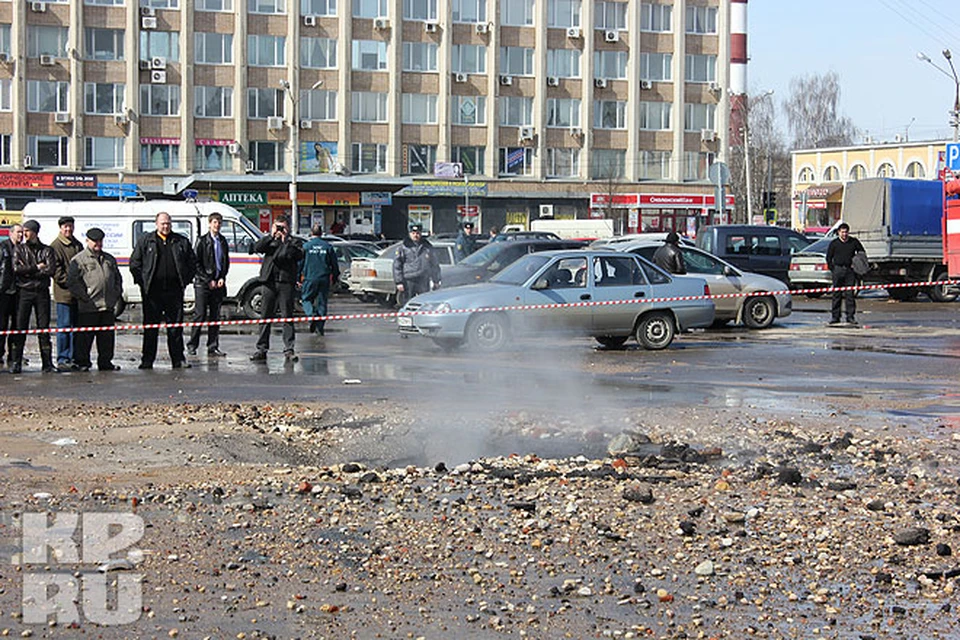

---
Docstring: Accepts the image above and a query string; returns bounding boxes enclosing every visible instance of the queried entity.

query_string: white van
[23,200,267,319]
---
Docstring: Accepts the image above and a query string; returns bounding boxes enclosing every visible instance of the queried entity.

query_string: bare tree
[783,72,858,149]
[728,92,788,223]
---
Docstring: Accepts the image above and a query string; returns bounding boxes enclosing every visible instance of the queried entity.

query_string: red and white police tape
[1,278,957,336]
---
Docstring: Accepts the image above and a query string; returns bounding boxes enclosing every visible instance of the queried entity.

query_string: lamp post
[744,89,774,222]
[279,79,324,235]
[917,50,960,142]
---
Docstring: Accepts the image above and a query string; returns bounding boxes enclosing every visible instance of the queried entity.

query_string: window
[501,0,534,26]
[546,98,580,128]
[0,135,9,166]
[352,40,388,70]
[195,33,234,64]
[546,148,579,177]
[798,166,814,182]
[594,51,628,79]
[403,42,438,72]
[248,0,285,14]
[877,162,895,178]
[84,28,124,61]
[639,150,671,180]
[194,86,233,118]
[197,0,234,10]
[140,85,181,116]
[686,5,717,34]
[351,91,388,122]
[140,31,180,62]
[301,89,337,120]
[402,94,438,124]
[595,1,626,30]
[142,0,179,7]
[247,88,283,118]
[248,35,286,66]
[640,53,672,81]
[28,26,69,58]
[452,146,485,174]
[640,3,672,32]
[547,0,580,28]
[639,101,671,130]
[407,144,436,174]
[403,0,437,20]
[302,37,337,68]
[452,0,485,23]
[905,161,925,178]
[685,54,716,83]
[353,0,386,18]
[28,136,69,167]
[27,81,69,113]
[250,141,283,171]
[84,137,124,169]
[196,145,229,171]
[85,83,125,115]
[452,44,486,74]
[849,164,866,181]
[499,147,534,176]
[823,165,840,181]
[86,0,125,5]
[591,149,625,179]
[0,79,9,112]
[451,95,486,125]
[684,103,715,130]
[683,151,713,181]
[0,25,10,57]
[594,100,626,129]
[547,49,581,78]
[595,256,644,286]
[501,47,534,76]
[352,143,387,173]
[302,0,336,16]
[499,96,533,126]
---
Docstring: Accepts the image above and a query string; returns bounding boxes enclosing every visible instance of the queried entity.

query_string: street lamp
[279,78,324,235]
[744,89,774,222]
[917,50,960,141]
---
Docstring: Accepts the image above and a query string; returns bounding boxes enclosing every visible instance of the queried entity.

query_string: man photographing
[250,217,304,363]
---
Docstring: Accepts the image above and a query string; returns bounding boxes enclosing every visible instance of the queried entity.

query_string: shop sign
[806,199,827,209]
[315,192,360,206]
[140,137,180,145]
[196,139,234,146]
[590,193,735,209]
[396,181,487,197]
[267,191,314,205]
[220,191,268,206]
[361,191,393,206]
[591,194,640,207]
[53,174,98,189]
[0,173,98,190]
[433,162,464,178]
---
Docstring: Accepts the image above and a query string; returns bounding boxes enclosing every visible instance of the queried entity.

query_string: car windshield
[459,242,506,267]
[491,254,551,285]
[801,237,832,254]
[345,244,378,259]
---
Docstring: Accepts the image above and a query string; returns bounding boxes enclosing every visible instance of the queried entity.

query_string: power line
[911,0,960,42]
[876,0,954,50]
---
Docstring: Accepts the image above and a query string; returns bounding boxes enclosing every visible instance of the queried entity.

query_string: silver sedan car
[398,250,715,351]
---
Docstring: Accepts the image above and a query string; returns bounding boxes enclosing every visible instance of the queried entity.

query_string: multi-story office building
[0,0,734,238]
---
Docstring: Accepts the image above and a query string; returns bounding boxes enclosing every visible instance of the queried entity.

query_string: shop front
[590,192,735,237]
[793,184,843,232]
[216,189,385,237]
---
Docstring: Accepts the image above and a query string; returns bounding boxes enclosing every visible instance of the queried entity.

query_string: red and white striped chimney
[729,0,748,146]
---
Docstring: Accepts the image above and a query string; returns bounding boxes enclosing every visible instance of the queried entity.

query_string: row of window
[798,161,927,182]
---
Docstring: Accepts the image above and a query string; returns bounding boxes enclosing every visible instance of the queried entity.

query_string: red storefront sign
[591,193,735,208]
[0,172,98,190]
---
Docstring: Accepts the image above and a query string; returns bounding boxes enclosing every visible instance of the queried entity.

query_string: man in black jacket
[0,224,21,367]
[393,223,441,306]
[187,212,230,357]
[130,211,197,369]
[653,231,687,275]
[10,220,57,373]
[826,222,865,325]
[250,217,304,363]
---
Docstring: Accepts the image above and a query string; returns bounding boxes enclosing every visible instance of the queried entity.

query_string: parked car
[442,239,586,287]
[330,241,380,292]
[590,232,695,248]
[397,249,715,351]
[348,239,457,306]
[788,236,833,297]
[696,224,811,284]
[617,241,792,329]
[490,231,562,243]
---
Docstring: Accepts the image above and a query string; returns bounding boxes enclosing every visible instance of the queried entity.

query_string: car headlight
[421,302,452,314]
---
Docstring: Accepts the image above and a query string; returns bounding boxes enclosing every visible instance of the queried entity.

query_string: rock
[679,521,696,536]
[829,432,854,450]
[866,499,886,512]
[434,462,447,473]
[622,485,654,504]
[694,560,715,576]
[340,485,362,499]
[359,471,382,483]
[827,480,857,492]
[296,481,312,494]
[776,467,803,486]
[506,501,536,513]
[607,431,651,456]
[98,559,135,572]
[936,543,952,557]
[660,441,689,460]
[893,527,930,546]
[341,463,362,473]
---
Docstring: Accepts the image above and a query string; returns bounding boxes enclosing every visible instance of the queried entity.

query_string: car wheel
[635,311,675,350]
[241,284,266,320]
[465,313,509,351]
[887,286,919,301]
[595,336,628,349]
[432,337,464,351]
[928,271,959,303]
[742,295,776,329]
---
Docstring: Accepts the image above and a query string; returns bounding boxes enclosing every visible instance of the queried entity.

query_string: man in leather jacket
[250,217,304,363]
[653,231,687,275]
[187,212,230,357]
[0,224,21,367]
[9,220,57,373]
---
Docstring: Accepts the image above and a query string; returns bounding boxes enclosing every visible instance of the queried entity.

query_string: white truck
[528,218,615,240]
[23,200,269,318]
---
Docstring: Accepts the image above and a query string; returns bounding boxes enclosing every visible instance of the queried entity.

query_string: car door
[589,254,650,334]
[746,233,784,280]
[680,247,739,319]
[520,256,592,334]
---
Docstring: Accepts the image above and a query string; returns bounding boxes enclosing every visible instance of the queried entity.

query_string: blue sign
[97,183,138,198]
[947,143,960,171]
[361,191,392,206]
[182,189,199,200]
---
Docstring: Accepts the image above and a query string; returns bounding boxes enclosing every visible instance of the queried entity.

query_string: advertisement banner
[300,141,339,173]
[396,181,488,197]
[361,191,393,206]
[315,192,360,206]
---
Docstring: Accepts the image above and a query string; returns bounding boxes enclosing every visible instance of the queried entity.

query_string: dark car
[442,239,586,287]
[490,231,562,243]
[696,224,811,284]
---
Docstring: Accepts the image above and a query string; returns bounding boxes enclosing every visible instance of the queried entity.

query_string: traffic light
[768,191,777,209]
[761,191,769,209]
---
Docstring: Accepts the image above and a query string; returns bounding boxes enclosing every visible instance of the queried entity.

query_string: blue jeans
[56,302,77,364]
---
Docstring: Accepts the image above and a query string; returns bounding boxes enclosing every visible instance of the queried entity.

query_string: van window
[786,235,810,255]
[753,235,782,256]
[726,235,748,255]
[220,220,256,253]
[133,219,193,242]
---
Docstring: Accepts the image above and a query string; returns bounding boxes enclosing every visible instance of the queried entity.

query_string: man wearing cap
[50,216,84,371]
[9,220,56,373]
[653,231,687,275]
[454,221,478,263]
[67,228,123,372]
[0,224,22,368]
[187,212,230,357]
[393,223,441,306]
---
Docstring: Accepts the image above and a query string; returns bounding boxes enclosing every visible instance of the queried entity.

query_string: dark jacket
[826,236,865,269]
[254,234,304,284]
[299,237,340,284]
[129,231,197,292]
[454,230,478,263]
[13,240,56,292]
[50,234,84,304]
[393,237,442,284]
[194,232,231,286]
[0,238,15,294]
[653,242,686,275]
[67,248,123,314]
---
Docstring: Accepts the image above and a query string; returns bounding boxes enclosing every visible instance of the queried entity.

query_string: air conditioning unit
[374,17,390,30]
[569,127,582,137]
[519,126,535,141]
[245,160,255,172]
[114,113,129,126]
[594,78,608,89]
[31,2,46,12]
[499,74,513,86]
[150,69,167,83]
[566,27,582,39]
[476,23,489,34]
[640,79,653,90]
[228,142,240,154]
[150,56,166,70]
[142,16,158,30]
[707,81,721,94]
[23,155,34,168]
[267,116,284,129]
[547,76,559,87]
[604,30,619,43]
[55,112,71,124]
[539,204,554,218]
[894,133,904,143]
[299,119,313,129]
[453,72,468,83]
[700,129,716,142]
[139,60,151,70]
[39,55,55,66]
[140,7,156,16]
[424,21,439,33]
[303,15,317,27]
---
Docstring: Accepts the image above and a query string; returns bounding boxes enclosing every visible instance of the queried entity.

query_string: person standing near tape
[187,212,230,358]
[67,228,122,372]
[299,223,339,336]
[826,222,865,326]
[393,223,441,306]
[130,211,197,369]
[9,220,56,374]
[50,216,84,371]
[453,221,478,263]
[652,231,687,275]
[250,216,304,363]
[0,224,22,369]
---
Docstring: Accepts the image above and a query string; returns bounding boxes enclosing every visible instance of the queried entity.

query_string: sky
[749,0,960,145]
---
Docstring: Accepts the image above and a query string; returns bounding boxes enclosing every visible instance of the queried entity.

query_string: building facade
[0,0,734,237]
